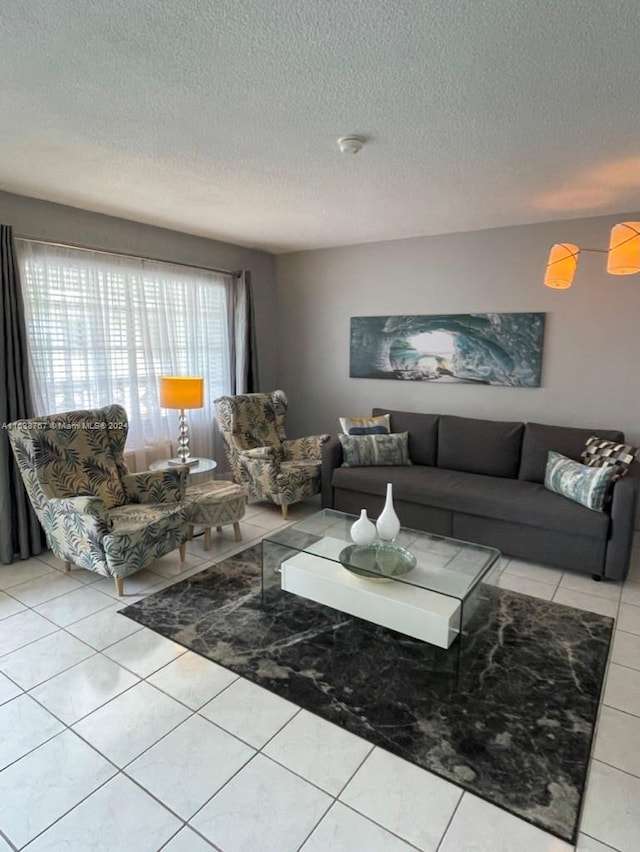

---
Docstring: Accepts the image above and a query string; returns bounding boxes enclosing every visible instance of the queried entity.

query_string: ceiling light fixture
[607,222,640,275]
[544,243,580,290]
[544,222,640,289]
[337,135,365,154]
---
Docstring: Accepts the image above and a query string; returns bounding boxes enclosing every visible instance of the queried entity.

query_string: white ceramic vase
[376,483,401,541]
[350,509,377,545]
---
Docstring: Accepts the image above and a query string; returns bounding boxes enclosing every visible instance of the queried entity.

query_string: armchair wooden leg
[114,577,124,596]
[187,524,194,541]
[179,544,186,562]
[204,528,212,551]
[233,522,242,542]
[64,561,71,573]
[281,504,288,520]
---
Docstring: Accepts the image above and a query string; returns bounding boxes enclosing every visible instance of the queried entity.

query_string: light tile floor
[0,502,638,851]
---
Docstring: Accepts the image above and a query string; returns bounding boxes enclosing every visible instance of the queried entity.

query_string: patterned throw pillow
[339,432,411,467]
[580,435,638,480]
[339,414,391,436]
[544,451,616,512]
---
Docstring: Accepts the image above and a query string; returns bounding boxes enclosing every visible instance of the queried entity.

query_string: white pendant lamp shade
[544,243,579,289]
[607,222,640,275]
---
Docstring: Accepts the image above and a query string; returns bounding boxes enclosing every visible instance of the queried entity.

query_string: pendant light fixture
[544,243,580,289]
[544,222,640,289]
[607,222,640,275]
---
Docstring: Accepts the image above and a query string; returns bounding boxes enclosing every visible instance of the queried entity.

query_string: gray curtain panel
[244,271,259,394]
[215,270,260,474]
[0,224,43,563]
[232,270,259,394]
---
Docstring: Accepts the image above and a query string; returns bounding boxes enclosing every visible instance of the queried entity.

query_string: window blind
[17,240,233,459]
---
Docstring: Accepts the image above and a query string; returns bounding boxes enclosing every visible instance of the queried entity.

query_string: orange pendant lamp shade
[607,222,640,275]
[159,376,204,410]
[544,243,580,289]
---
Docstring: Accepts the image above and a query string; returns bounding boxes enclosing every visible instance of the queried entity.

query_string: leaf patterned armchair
[214,390,329,518]
[8,405,189,596]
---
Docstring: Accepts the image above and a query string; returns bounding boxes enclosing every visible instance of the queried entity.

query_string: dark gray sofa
[321,409,640,581]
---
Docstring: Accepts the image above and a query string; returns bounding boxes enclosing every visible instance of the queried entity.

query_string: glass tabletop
[264,509,500,602]
[148,457,217,474]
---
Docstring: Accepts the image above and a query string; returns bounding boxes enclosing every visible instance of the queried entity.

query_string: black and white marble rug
[120,544,613,843]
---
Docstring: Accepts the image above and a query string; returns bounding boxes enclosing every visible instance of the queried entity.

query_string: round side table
[149,458,217,476]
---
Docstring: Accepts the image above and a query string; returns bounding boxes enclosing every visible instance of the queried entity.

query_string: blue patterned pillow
[544,451,616,512]
[339,432,411,467]
[339,414,390,436]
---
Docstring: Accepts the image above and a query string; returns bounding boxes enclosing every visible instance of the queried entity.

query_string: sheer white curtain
[17,240,234,468]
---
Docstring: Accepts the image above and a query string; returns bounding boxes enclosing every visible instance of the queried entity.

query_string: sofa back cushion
[372,408,439,466]
[519,422,625,483]
[437,415,524,478]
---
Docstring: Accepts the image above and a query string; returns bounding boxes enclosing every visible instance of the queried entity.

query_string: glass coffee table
[262,509,500,649]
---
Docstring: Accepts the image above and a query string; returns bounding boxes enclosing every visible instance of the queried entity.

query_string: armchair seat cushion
[107,502,187,534]
[277,460,321,484]
[102,501,188,578]
[280,460,321,473]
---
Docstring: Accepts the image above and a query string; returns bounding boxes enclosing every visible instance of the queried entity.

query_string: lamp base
[167,457,200,467]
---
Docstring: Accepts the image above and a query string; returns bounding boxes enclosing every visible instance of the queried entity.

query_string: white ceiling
[1,0,639,254]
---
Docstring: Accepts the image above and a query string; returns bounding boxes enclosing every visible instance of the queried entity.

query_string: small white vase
[350,509,377,545]
[376,483,401,541]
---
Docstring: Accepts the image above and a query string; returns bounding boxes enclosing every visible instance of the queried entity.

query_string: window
[17,240,233,460]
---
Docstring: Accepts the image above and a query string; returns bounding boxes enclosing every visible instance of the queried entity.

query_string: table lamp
[159,376,204,466]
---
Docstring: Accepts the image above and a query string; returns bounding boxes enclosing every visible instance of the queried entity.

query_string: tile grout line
[13,772,121,849]
[158,824,220,851]
[334,743,375,800]
[0,825,17,852]
[434,789,465,852]
[592,755,640,782]
[334,799,426,851]
[578,829,620,851]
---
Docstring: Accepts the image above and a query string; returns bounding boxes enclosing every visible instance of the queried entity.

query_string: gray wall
[276,211,640,452]
[0,190,278,390]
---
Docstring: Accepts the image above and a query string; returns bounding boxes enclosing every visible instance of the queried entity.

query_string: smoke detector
[337,135,365,154]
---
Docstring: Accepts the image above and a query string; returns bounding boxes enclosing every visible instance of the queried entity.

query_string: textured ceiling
[1,0,639,253]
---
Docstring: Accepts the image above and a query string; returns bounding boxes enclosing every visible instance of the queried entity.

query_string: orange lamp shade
[607,222,640,275]
[159,376,204,410]
[544,243,579,289]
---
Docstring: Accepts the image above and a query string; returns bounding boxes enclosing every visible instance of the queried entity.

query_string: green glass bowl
[339,541,417,583]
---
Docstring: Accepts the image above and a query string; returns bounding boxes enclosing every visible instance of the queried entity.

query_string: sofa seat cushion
[331,465,610,539]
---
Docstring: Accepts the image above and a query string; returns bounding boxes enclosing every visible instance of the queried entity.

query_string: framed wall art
[349,313,545,387]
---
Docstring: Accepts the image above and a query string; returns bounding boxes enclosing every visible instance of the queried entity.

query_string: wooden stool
[184,480,247,550]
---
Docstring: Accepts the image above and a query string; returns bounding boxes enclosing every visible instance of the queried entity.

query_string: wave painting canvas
[350,313,545,387]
